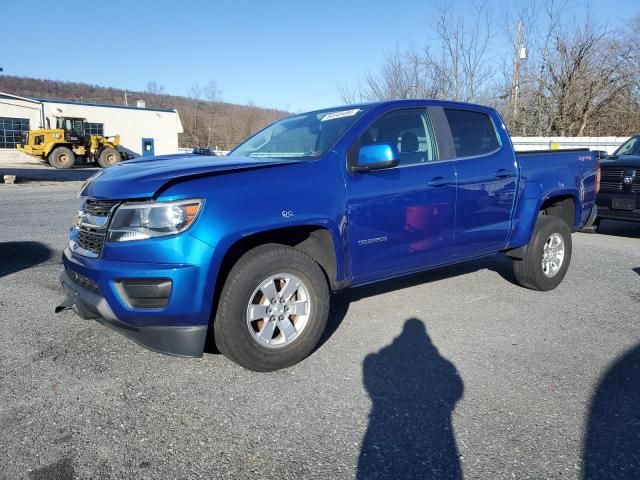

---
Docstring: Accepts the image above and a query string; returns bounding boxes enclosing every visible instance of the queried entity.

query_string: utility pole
[124,91,128,107]
[510,19,524,122]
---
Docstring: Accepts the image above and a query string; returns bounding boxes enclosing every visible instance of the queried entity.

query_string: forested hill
[0,75,289,150]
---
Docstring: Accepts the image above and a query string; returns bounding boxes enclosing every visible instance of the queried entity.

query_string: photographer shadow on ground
[582,343,640,479]
[358,318,464,480]
[0,241,53,279]
[319,253,516,351]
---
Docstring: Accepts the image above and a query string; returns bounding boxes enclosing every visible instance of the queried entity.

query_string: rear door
[345,107,457,282]
[444,107,518,257]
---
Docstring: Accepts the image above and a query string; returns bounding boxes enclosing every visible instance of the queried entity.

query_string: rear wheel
[513,215,573,291]
[97,148,121,168]
[48,147,75,169]
[214,244,330,371]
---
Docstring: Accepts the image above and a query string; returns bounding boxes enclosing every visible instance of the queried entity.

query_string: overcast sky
[2,0,637,112]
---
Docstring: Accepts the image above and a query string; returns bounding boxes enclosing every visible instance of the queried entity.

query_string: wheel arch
[215,225,341,293]
[45,142,73,158]
[204,224,343,351]
[539,194,577,229]
[506,189,579,254]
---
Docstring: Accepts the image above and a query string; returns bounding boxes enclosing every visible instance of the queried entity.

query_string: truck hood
[601,155,640,167]
[81,155,301,199]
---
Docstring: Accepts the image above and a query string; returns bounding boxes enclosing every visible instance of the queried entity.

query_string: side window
[85,122,104,136]
[359,109,438,166]
[444,108,500,158]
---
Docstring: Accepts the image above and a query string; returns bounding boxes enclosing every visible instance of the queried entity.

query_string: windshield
[230,107,367,160]
[57,118,85,137]
[613,136,640,156]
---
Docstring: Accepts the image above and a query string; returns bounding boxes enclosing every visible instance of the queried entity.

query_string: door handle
[494,169,515,179]
[428,177,452,187]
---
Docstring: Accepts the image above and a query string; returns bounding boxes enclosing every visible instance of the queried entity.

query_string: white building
[0,92,183,163]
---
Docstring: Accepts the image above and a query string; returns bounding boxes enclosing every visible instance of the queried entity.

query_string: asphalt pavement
[0,182,639,479]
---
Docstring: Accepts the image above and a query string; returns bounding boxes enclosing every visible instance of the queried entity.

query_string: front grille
[600,166,638,193]
[84,198,118,217]
[77,228,105,255]
[601,166,625,177]
[599,181,623,192]
[74,198,119,257]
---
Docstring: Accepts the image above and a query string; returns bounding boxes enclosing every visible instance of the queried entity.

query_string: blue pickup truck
[59,100,599,371]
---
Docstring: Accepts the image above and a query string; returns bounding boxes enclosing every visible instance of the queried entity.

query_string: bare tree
[338,83,364,104]
[242,101,262,139]
[349,2,495,104]
[344,1,640,137]
[146,81,165,96]
[427,1,495,102]
[515,5,636,136]
[203,81,221,148]
[183,83,205,147]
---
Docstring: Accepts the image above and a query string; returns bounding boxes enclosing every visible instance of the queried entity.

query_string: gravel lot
[1,181,639,480]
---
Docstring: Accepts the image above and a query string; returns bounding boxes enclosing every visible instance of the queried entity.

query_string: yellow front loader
[17,117,127,169]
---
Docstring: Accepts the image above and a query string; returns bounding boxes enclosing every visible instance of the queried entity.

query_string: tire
[48,147,75,169]
[214,244,330,372]
[513,215,573,291]
[97,148,121,168]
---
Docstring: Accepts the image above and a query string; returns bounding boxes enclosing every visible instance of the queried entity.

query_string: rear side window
[444,109,500,158]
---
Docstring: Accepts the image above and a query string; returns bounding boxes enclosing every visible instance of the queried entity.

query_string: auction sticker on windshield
[321,109,361,121]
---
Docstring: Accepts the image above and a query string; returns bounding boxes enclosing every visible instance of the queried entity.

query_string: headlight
[107,199,203,242]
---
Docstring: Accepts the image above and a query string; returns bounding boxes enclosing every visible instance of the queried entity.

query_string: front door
[444,108,517,257]
[142,138,155,157]
[345,108,457,283]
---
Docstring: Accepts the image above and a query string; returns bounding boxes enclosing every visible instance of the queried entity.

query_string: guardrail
[511,136,630,154]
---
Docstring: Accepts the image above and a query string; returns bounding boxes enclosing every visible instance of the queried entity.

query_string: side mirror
[351,143,400,173]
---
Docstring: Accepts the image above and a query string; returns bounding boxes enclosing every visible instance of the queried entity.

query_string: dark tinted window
[360,109,438,166]
[85,122,104,136]
[0,117,29,149]
[614,136,640,156]
[444,109,499,158]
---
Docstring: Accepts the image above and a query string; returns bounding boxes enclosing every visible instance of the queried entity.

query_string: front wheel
[214,244,330,371]
[48,147,75,169]
[97,148,121,168]
[513,215,573,291]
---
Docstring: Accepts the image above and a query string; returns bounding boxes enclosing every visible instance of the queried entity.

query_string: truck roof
[326,98,498,112]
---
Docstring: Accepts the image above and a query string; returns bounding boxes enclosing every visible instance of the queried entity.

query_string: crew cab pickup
[58,100,599,371]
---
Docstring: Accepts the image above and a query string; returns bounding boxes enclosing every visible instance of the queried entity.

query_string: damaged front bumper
[58,269,208,357]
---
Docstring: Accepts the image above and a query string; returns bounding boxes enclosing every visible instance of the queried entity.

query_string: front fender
[43,141,65,157]
[157,157,350,302]
[206,216,346,279]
